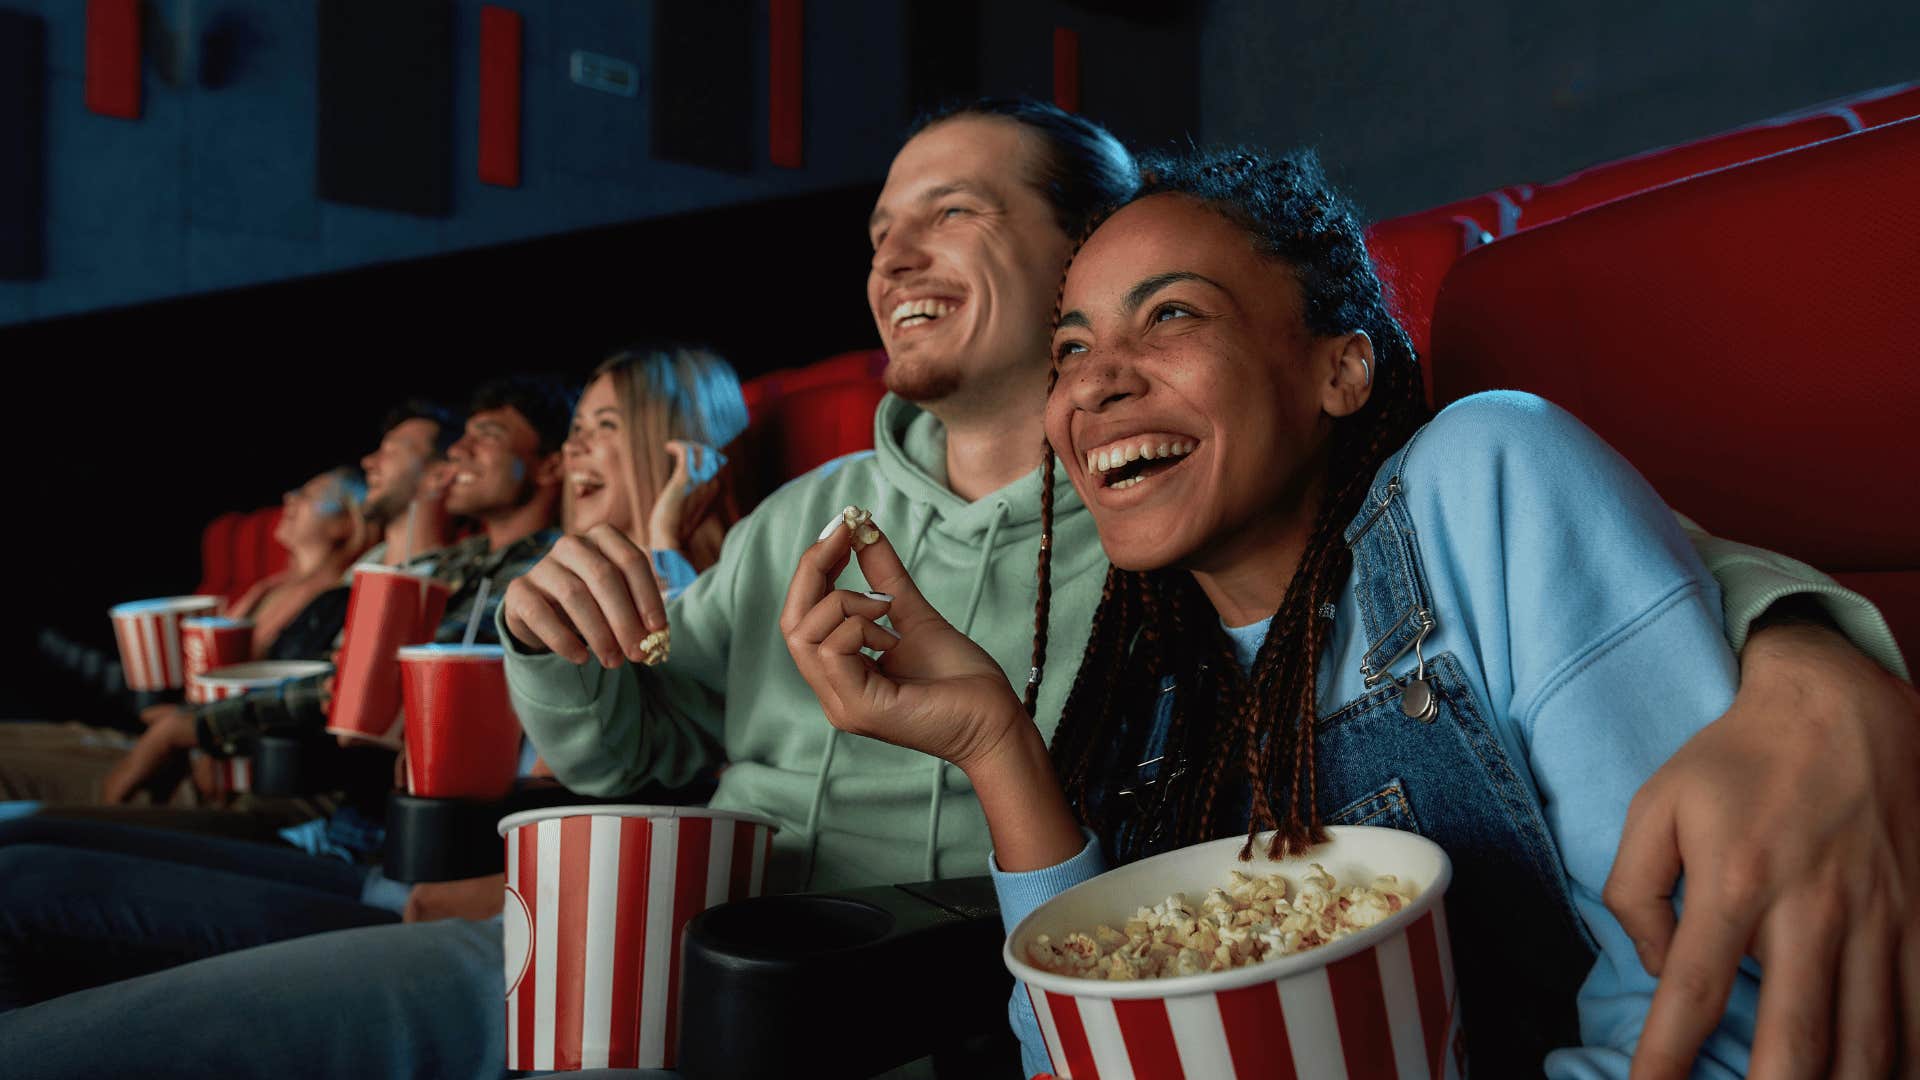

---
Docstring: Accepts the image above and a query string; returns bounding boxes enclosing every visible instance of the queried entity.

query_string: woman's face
[276,471,355,550]
[564,374,636,536]
[1046,194,1356,573]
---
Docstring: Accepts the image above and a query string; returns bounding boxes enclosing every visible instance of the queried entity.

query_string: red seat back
[1516,111,1855,229]
[742,349,887,421]
[745,379,889,485]
[1853,82,1920,128]
[193,512,245,599]
[228,506,285,602]
[1366,213,1488,398]
[1431,118,1920,658]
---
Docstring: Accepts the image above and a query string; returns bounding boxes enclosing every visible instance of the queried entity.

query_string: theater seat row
[1429,115,1920,659]
[1367,79,1920,368]
[192,353,894,606]
[199,80,1919,633]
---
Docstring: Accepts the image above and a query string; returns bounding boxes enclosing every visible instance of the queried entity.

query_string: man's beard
[363,487,410,525]
[883,355,962,403]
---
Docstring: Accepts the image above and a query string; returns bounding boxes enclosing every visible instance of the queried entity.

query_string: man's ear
[533,451,566,489]
[1322,330,1375,419]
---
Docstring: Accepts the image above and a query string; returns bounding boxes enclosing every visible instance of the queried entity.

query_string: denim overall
[1095,433,1599,1077]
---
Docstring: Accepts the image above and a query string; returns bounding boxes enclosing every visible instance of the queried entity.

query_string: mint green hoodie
[502,394,1109,892]
[504,394,1905,895]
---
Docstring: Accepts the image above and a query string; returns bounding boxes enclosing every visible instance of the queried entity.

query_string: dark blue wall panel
[0,10,46,280]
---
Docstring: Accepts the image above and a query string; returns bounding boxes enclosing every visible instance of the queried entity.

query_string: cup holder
[696,895,894,959]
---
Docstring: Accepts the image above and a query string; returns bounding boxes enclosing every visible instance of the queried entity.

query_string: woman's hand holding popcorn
[781,507,1085,871]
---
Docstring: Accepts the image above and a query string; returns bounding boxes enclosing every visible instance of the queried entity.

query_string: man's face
[866,116,1076,407]
[445,407,542,518]
[360,417,439,522]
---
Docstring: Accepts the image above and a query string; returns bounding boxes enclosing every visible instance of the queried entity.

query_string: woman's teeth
[1086,438,1196,477]
[890,298,955,328]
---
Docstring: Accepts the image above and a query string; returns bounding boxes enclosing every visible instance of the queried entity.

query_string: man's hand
[100,710,200,804]
[500,525,668,667]
[1608,620,1920,1079]
[403,873,507,924]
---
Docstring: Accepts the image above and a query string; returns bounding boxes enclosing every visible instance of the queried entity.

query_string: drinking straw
[462,579,491,648]
[402,503,417,567]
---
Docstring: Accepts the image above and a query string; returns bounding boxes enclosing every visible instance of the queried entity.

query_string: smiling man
[499,101,1138,893]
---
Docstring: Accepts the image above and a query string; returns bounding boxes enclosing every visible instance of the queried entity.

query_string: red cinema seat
[1515,110,1856,229]
[1430,117,1920,658]
[229,506,286,603]
[1852,82,1920,128]
[193,511,246,600]
[1365,212,1489,398]
[743,349,888,421]
[744,378,889,486]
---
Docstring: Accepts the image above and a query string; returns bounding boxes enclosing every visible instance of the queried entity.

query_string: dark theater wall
[0,1,1200,706]
[1199,0,1920,221]
[0,0,1199,329]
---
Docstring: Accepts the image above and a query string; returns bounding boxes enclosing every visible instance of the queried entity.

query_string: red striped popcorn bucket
[109,596,220,691]
[181,616,254,701]
[188,749,253,801]
[497,805,777,1073]
[186,660,333,798]
[1005,826,1460,1080]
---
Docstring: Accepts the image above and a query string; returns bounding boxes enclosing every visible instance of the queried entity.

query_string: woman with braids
[783,145,1771,1077]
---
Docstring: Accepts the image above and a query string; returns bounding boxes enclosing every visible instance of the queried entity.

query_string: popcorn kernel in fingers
[840,505,878,549]
[637,628,671,667]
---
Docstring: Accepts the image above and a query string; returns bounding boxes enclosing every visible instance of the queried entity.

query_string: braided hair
[1029,147,1432,858]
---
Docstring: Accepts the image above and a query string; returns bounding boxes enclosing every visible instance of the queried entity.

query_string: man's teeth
[890,298,955,327]
[1085,439,1196,476]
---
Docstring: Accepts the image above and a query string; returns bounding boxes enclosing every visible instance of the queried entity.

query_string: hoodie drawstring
[801,502,942,889]
[923,499,1010,881]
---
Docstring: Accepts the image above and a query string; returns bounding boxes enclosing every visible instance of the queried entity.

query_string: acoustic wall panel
[652,2,754,171]
[317,0,453,216]
[0,10,45,279]
[1053,28,1080,113]
[769,0,803,169]
[905,0,979,114]
[85,0,140,119]
[478,5,523,187]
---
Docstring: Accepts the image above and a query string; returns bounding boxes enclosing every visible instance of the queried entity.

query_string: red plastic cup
[399,644,522,800]
[497,806,777,1072]
[327,565,451,748]
[181,616,254,701]
[186,660,333,798]
[109,596,220,691]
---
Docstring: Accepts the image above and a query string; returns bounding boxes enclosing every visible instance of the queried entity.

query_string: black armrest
[381,775,719,883]
[677,875,1019,1080]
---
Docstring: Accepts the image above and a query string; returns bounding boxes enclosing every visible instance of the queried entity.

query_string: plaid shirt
[429,527,562,646]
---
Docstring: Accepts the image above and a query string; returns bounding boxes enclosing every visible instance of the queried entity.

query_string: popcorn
[840,505,880,549]
[1026,864,1417,980]
[636,628,670,667]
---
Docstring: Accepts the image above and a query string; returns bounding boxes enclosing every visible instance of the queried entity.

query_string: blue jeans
[0,818,396,1008]
[0,917,505,1079]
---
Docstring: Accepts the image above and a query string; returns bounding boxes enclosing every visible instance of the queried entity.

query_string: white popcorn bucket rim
[497,804,779,838]
[1004,824,1451,1000]
[195,660,333,692]
[181,615,254,631]
[397,643,506,661]
[109,595,220,619]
